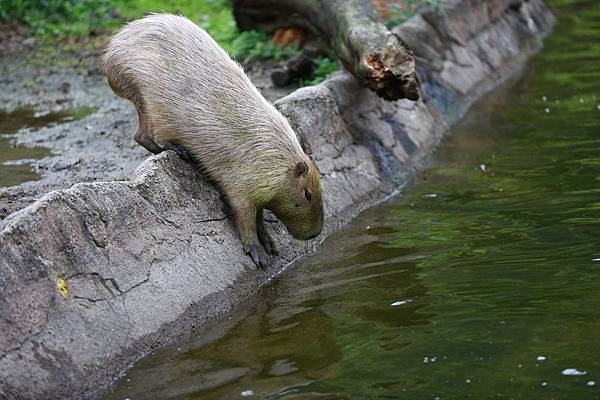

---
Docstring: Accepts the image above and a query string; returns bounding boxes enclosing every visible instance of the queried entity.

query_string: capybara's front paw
[164,143,193,163]
[244,243,269,269]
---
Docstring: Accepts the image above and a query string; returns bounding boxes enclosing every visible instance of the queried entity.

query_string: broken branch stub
[232,0,420,101]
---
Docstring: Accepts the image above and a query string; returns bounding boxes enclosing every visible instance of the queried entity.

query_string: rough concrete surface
[0,0,554,398]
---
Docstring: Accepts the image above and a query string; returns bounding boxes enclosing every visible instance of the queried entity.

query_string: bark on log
[232,0,420,101]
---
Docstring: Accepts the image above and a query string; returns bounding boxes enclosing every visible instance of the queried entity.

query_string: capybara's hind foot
[244,243,269,269]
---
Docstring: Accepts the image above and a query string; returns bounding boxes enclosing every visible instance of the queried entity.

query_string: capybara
[103,14,323,267]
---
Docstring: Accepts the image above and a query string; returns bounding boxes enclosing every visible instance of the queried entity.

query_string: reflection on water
[105,1,600,399]
[0,106,93,187]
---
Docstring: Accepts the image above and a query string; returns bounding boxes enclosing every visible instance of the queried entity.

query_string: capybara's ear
[294,161,308,177]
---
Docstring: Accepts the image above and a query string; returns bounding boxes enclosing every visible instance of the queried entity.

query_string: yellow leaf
[56,276,69,299]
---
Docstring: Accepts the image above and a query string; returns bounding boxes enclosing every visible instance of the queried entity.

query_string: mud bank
[0,1,554,399]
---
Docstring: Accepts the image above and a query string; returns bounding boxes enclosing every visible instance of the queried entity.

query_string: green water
[105,1,600,399]
[0,106,92,187]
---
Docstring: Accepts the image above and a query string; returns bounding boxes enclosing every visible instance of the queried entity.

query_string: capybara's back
[104,14,295,159]
[103,14,323,268]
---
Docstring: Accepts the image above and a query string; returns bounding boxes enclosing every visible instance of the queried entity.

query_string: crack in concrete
[67,271,121,293]
[67,212,228,305]
[68,263,154,305]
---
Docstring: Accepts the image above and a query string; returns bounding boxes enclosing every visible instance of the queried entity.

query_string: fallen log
[232,0,420,101]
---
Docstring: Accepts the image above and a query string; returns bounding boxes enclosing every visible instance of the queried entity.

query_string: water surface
[0,106,92,187]
[105,1,600,398]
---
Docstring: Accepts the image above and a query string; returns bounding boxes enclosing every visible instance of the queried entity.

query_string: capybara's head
[270,157,323,240]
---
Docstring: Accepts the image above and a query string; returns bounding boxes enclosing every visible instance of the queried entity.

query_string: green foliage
[108,0,302,62]
[0,0,118,37]
[314,56,340,82]
[227,30,301,62]
[0,0,336,83]
[0,0,300,62]
[114,1,299,60]
[0,0,238,41]
[112,0,237,45]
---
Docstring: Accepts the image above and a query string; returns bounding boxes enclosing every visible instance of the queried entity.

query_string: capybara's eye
[304,189,312,202]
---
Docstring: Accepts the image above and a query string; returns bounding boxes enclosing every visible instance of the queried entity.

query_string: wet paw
[244,243,269,269]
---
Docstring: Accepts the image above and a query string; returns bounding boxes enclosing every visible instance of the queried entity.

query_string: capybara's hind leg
[134,105,162,154]
[257,209,277,256]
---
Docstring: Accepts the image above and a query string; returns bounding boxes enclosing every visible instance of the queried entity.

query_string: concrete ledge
[0,1,554,398]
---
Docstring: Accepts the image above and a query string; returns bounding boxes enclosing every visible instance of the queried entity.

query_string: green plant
[1,0,339,78]
[112,0,237,45]
[111,1,298,61]
[227,30,301,62]
[0,0,118,37]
